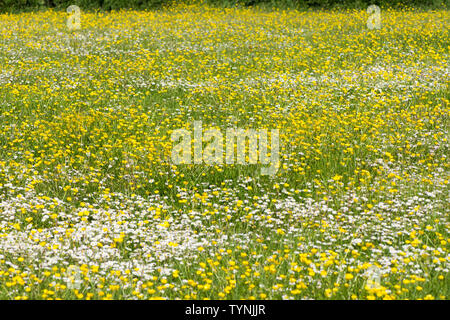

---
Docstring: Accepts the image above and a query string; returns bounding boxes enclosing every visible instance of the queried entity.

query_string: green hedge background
[0,0,448,13]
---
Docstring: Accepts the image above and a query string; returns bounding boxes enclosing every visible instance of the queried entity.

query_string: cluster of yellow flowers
[0,4,448,299]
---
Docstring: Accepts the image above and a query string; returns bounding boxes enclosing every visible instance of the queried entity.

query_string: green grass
[0,5,448,300]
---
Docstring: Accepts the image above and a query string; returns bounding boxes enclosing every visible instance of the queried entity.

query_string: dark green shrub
[0,0,448,13]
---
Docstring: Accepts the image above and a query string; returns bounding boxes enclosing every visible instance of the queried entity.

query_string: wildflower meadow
[0,3,448,300]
